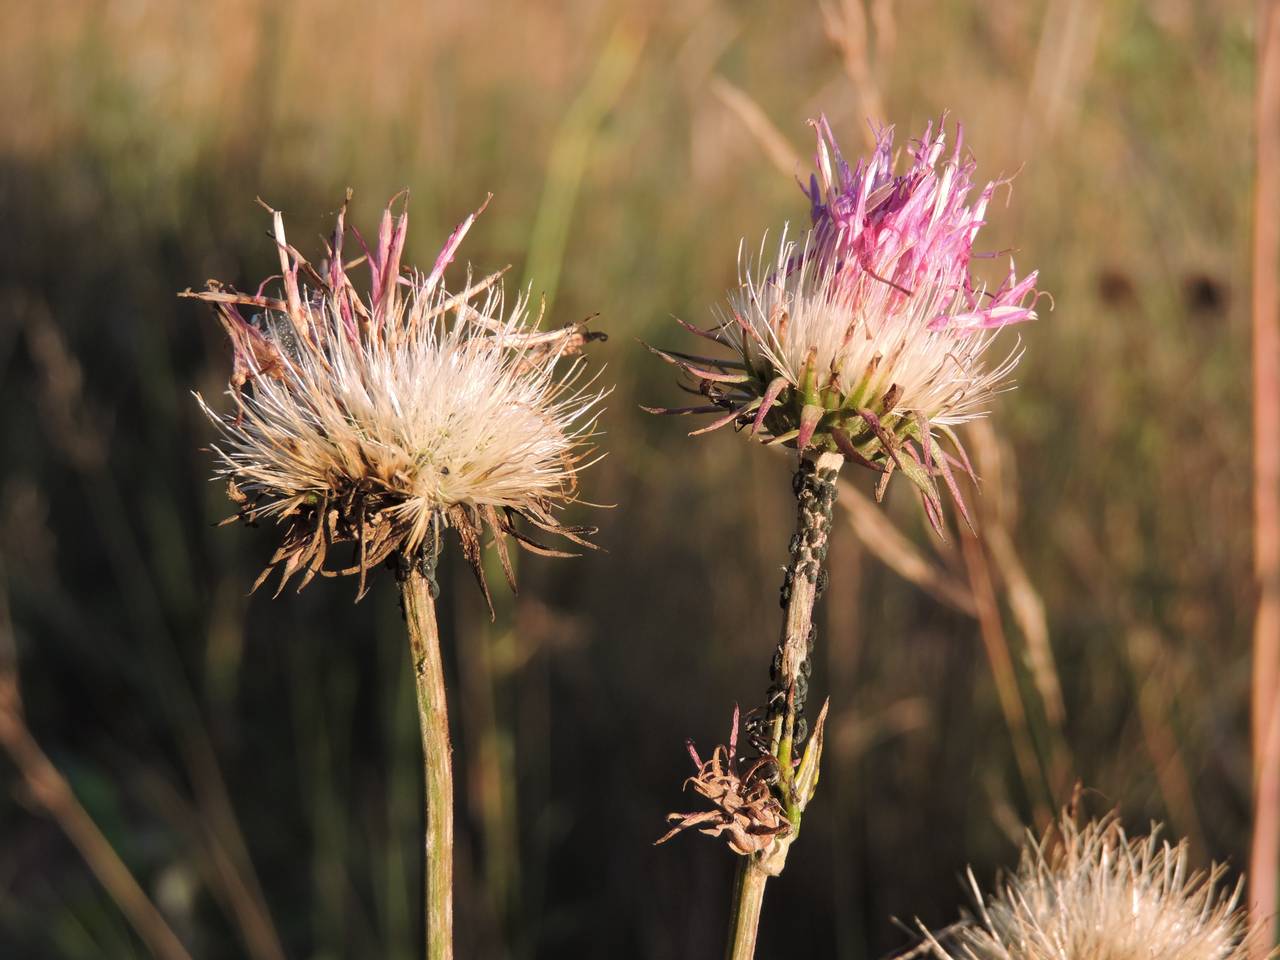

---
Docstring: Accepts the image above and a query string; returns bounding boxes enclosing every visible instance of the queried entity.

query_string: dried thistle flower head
[656,701,829,871]
[656,707,790,858]
[187,194,605,606]
[650,116,1041,532]
[930,812,1259,960]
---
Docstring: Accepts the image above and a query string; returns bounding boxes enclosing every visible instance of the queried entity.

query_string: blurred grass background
[0,0,1262,957]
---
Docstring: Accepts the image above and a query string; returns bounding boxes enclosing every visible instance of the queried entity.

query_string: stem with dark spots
[401,570,453,960]
[727,449,843,960]
[768,451,842,818]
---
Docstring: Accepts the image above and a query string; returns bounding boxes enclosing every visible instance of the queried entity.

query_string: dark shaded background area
[0,1,1260,957]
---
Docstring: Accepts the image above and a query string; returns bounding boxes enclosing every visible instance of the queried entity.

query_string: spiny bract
[188,194,605,606]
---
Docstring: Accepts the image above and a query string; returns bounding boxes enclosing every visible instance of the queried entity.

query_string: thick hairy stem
[729,450,843,958]
[401,570,454,960]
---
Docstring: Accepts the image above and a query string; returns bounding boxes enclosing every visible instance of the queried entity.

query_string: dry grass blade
[984,524,1061,724]
[1253,3,1280,955]
[709,76,803,177]
[960,529,1049,826]
[968,420,1069,793]
[1020,0,1103,152]
[818,0,885,148]
[837,478,976,616]
[130,766,287,960]
[521,16,647,309]
[1126,628,1207,857]
[0,568,194,960]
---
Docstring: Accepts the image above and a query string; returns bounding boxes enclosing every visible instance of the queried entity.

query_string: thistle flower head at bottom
[926,811,1260,960]
[188,194,607,607]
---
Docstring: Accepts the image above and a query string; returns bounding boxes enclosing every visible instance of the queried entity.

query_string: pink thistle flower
[806,115,1039,333]
[649,117,1042,534]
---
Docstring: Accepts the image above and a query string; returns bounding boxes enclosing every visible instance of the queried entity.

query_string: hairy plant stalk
[728,450,842,959]
[401,569,454,960]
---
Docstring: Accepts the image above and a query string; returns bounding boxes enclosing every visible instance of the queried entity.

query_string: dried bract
[656,707,790,857]
[187,194,605,606]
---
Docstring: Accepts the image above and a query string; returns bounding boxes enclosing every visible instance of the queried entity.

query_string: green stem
[725,859,770,960]
[401,571,453,960]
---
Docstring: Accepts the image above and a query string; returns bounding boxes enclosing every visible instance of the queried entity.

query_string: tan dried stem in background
[0,568,194,960]
[1253,2,1280,956]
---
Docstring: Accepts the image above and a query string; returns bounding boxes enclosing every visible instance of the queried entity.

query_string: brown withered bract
[656,707,790,857]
